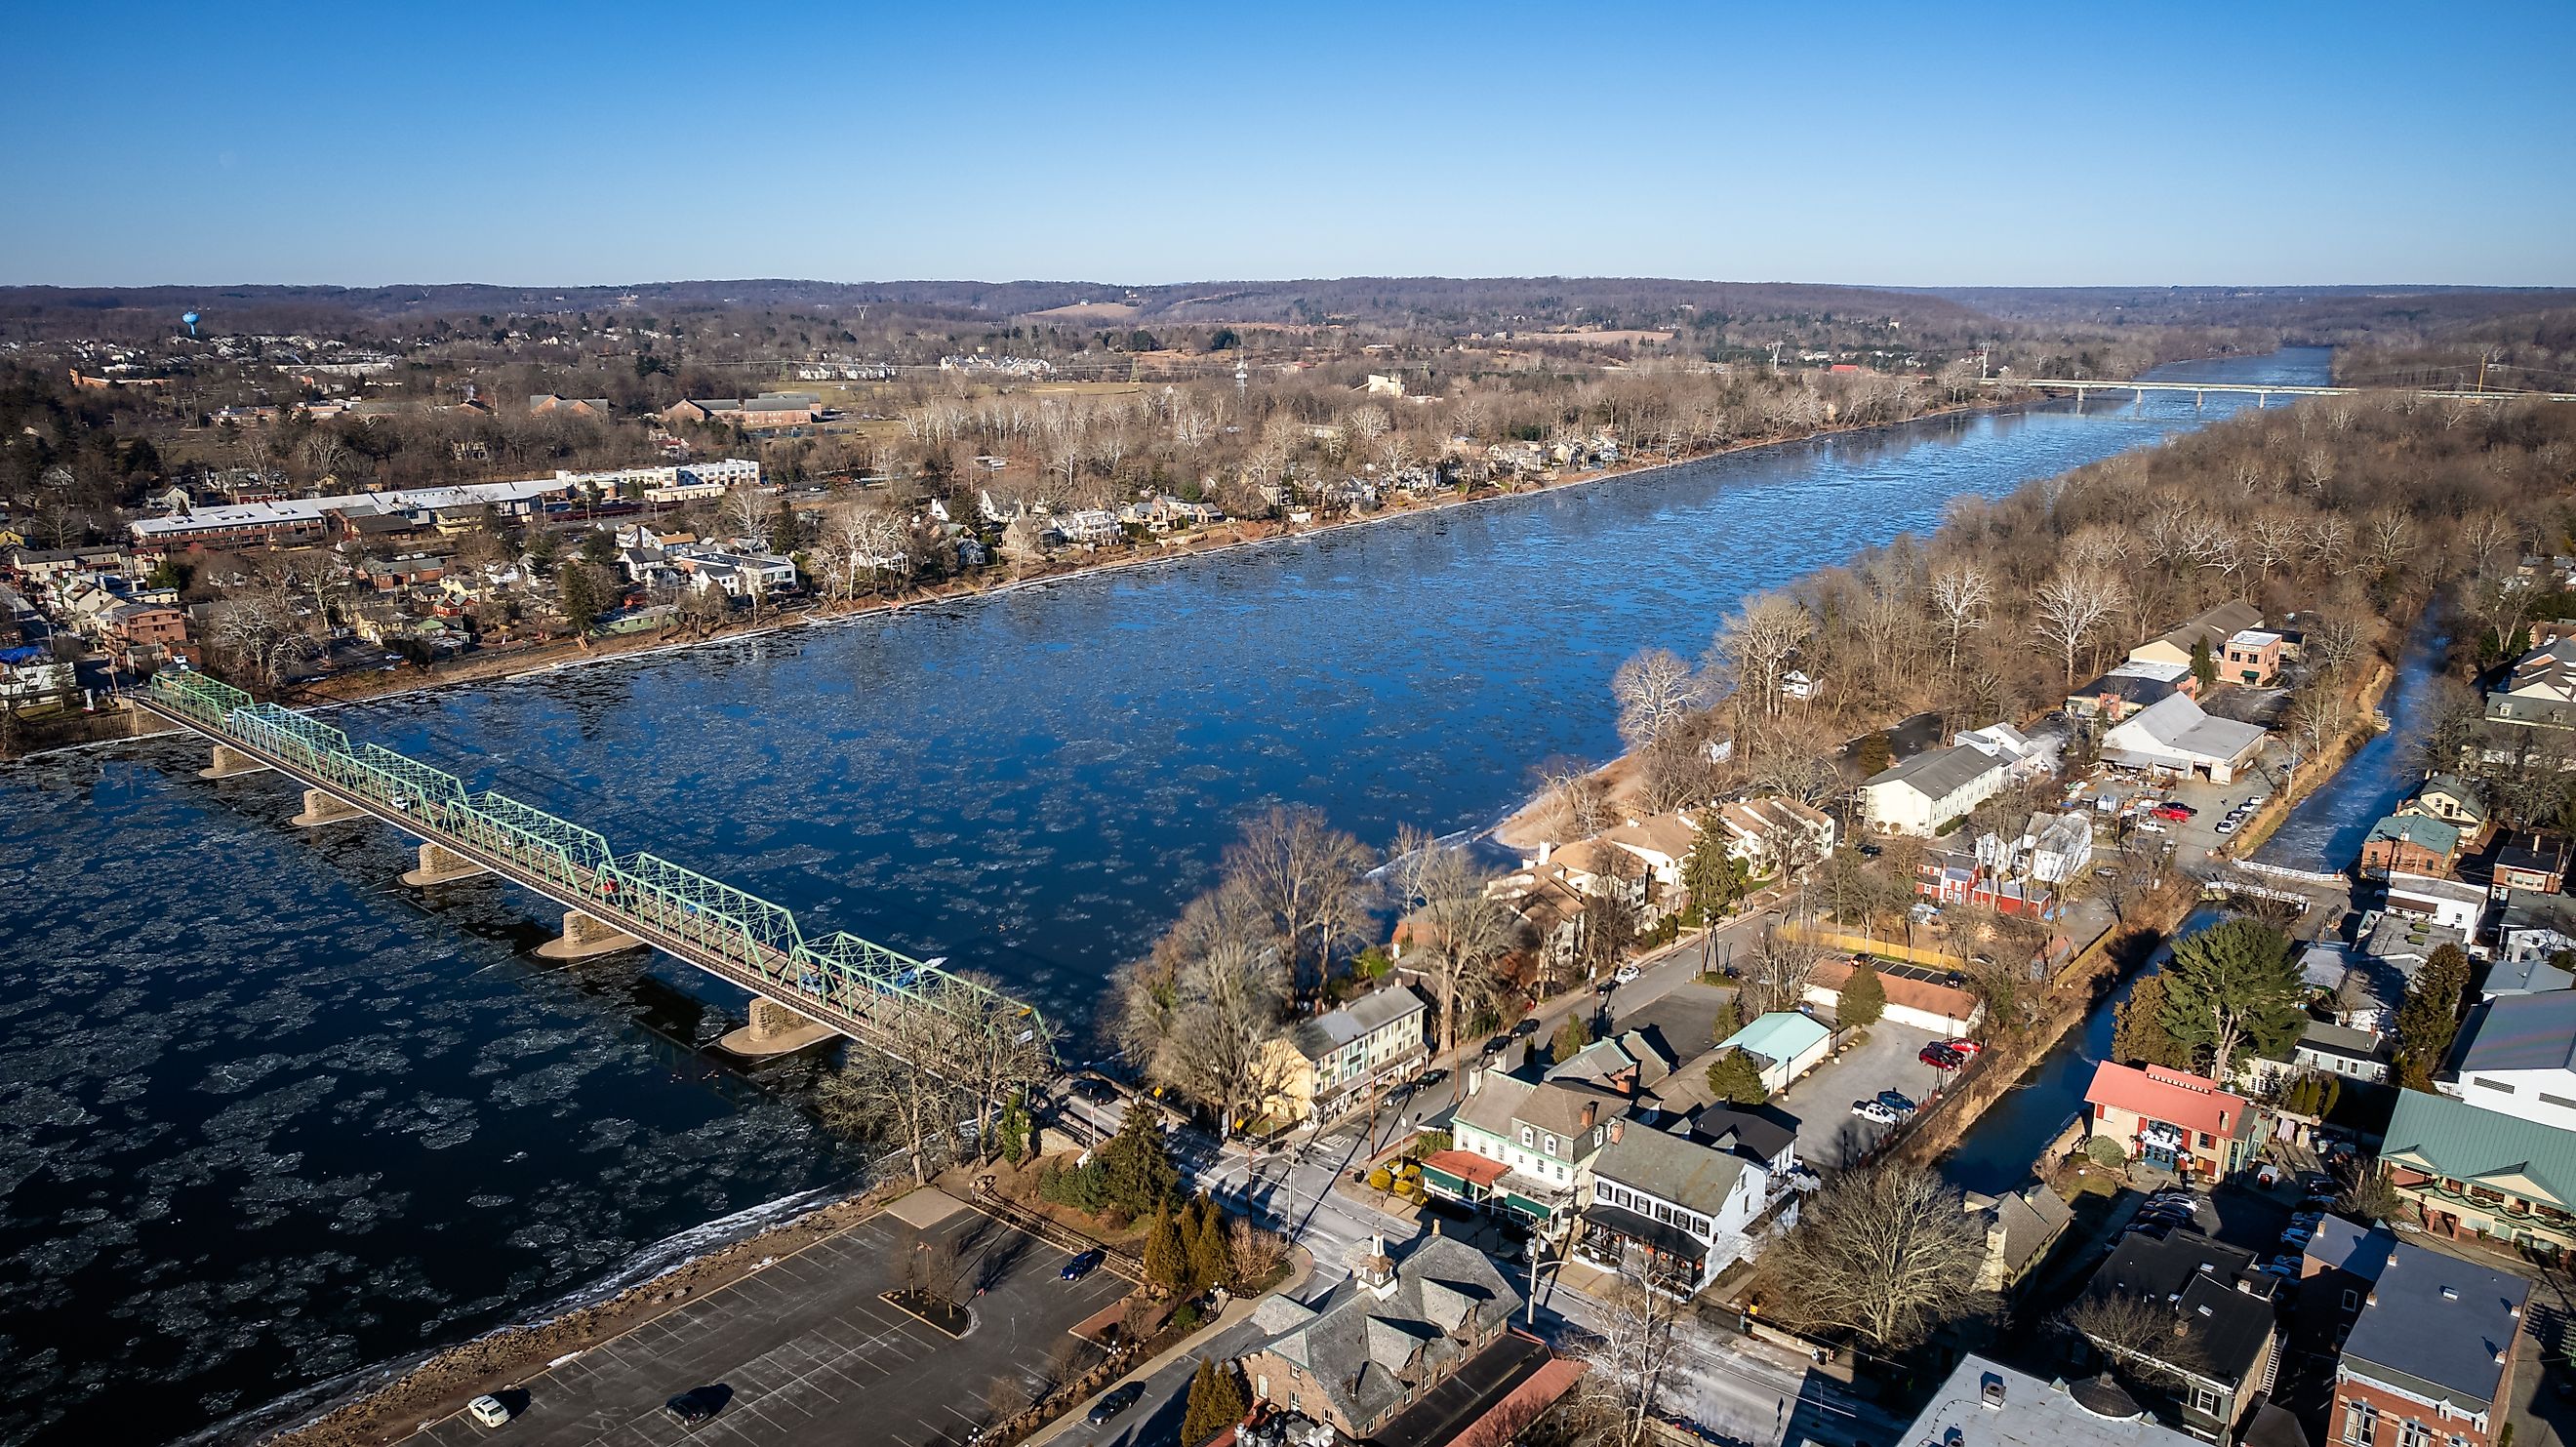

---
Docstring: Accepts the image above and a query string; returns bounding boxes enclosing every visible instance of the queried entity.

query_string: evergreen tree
[1187,1198,1232,1290]
[1143,1208,1187,1294]
[1181,1358,1248,1447]
[2111,972,2194,1069]
[1682,818,1742,921]
[1707,1048,1769,1105]
[995,1091,1031,1164]
[1711,992,1744,1046]
[1098,1107,1181,1216]
[1839,959,1886,1029]
[2158,918,2305,1081]
[2394,944,2473,1091]
[2191,636,2218,692]
[1550,1014,1592,1065]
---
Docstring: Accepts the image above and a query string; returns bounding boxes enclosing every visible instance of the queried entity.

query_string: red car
[1939,1038,1984,1058]
[2151,803,2194,822]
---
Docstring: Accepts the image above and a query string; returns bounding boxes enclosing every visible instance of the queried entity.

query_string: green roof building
[2381,1086,2576,1259]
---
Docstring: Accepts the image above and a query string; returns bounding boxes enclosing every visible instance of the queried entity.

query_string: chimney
[1609,1119,1626,1144]
[1979,1374,2006,1410]
[1582,1102,1599,1130]
[1467,1066,1482,1097]
[1537,840,1551,864]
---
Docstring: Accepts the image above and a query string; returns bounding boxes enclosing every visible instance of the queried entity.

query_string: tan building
[1239,1234,1525,1442]
[2127,600,2264,671]
[1257,986,1428,1126]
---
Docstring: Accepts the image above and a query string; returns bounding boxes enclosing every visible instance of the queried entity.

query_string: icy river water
[0,348,2331,1444]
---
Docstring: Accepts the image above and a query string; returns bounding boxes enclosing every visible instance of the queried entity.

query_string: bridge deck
[137,673,1044,1059]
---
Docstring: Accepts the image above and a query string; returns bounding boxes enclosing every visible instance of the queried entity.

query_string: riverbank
[10,394,2036,762]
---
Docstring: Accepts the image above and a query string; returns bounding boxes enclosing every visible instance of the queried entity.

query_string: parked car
[1087,1384,1147,1427]
[1937,1039,1984,1058]
[1850,1100,1904,1125]
[2133,819,2166,834]
[1069,1077,1119,1105]
[1919,1044,1964,1070]
[1875,1089,1916,1113]
[2215,819,2240,836]
[465,1395,514,1428]
[1061,1249,1106,1282]
[1613,963,1642,985]
[664,1387,728,1429]
[2153,802,2195,821]
[1512,1017,1543,1038]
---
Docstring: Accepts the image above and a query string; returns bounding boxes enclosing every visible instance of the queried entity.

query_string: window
[1545,1134,1558,1156]
[2540,1093,2576,1110]
[2342,1399,2378,1445]
[2395,1422,2433,1447]
[2475,1077,2516,1095]
[1521,1126,1534,1147]
[2198,1132,2216,1149]
[2342,1288,2360,1312]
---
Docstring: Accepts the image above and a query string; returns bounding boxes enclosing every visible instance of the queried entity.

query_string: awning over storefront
[1420,1149,1509,1201]
[1582,1202,1707,1263]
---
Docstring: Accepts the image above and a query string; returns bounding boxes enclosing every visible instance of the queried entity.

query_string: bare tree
[1925,563,1993,672]
[2059,1290,2211,1391]
[1386,825,1521,1059]
[725,484,770,547]
[1114,936,1291,1141]
[1706,592,1809,721]
[1225,806,1376,993]
[1756,1162,1993,1350]
[1739,930,1824,1017]
[1574,1273,1685,1447]
[1611,647,1702,749]
[2031,564,2128,686]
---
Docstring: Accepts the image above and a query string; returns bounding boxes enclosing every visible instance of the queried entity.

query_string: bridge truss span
[140,670,1049,1059]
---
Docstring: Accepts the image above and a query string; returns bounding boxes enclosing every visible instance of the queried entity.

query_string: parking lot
[1772,1016,1949,1170]
[416,1194,1128,1447]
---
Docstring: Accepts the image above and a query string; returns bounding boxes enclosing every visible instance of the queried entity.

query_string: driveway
[1770,1016,1947,1170]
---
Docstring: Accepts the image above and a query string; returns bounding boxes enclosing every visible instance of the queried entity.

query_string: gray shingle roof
[1590,1125,1749,1216]
[1255,1235,1521,1432]
[2341,1240,2526,1415]
[1865,744,2000,801]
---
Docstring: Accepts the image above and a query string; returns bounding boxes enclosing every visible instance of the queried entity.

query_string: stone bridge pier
[290,788,365,827]
[535,908,646,961]
[400,842,492,887]
[199,744,271,780]
[717,995,838,1057]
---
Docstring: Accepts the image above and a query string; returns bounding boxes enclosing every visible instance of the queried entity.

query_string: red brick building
[2329,1241,2526,1447]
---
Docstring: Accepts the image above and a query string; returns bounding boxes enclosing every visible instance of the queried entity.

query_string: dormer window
[1544,1134,1558,1156]
[1520,1126,1534,1147]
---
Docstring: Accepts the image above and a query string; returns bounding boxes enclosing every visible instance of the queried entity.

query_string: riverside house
[2083,1062,2260,1182]
[1444,1073,1621,1226]
[1577,1115,1789,1296]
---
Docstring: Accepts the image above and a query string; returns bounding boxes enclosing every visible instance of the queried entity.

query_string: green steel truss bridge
[139,670,1049,1059]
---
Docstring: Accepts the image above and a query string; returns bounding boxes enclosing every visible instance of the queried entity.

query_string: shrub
[1367,1166,1394,1191]
[2086,1135,2128,1167]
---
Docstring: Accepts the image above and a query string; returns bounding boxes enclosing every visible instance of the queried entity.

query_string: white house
[2382,870,2488,937]
[2438,992,2576,1132]
[1859,744,2007,836]
[1447,1074,1622,1224]
[1711,796,1836,872]
[2100,694,2268,784]
[1595,814,1701,891]
[1579,1119,1784,1295]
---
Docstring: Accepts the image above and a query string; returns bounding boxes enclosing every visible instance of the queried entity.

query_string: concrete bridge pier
[400,842,491,887]
[718,996,839,1057]
[199,744,271,780]
[290,788,365,827]
[535,908,646,961]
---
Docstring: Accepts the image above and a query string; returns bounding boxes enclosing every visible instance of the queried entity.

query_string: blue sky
[5,2,2570,288]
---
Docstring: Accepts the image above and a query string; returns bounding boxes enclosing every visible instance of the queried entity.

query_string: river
[0,347,2331,1445]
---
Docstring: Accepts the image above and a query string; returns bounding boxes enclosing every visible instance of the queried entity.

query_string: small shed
[1714,1012,1832,1095]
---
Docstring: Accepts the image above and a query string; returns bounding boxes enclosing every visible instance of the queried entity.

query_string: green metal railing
[144,670,1047,1052]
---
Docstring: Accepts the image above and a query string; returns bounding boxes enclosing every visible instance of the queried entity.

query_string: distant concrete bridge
[1980,377,2576,408]
[140,670,1048,1061]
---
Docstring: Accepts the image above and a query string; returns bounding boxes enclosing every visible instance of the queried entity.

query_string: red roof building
[2083,1061,2260,1181]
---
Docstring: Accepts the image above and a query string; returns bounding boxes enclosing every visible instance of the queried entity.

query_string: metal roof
[2341,1240,2526,1416]
[2384,1086,2576,1207]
